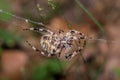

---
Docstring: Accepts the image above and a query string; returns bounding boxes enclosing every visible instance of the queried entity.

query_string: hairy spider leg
[26,41,45,56]
[64,30,87,61]
[74,30,88,61]
[65,46,86,62]
[23,27,54,35]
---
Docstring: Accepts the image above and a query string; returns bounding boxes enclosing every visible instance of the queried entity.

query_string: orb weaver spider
[0,0,92,60]
[24,27,88,60]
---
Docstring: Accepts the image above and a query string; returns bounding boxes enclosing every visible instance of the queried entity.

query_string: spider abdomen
[40,34,62,57]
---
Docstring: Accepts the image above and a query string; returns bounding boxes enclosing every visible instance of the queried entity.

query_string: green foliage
[31,59,63,80]
[0,29,20,48]
[42,0,61,23]
[0,77,9,80]
[114,68,120,79]
[0,47,2,52]
[75,0,105,33]
[0,48,2,71]
[0,0,11,21]
[48,0,56,10]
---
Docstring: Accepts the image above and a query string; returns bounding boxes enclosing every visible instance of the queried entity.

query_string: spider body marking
[25,28,88,60]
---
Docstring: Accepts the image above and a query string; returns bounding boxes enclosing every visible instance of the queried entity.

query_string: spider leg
[64,44,74,60]
[26,41,45,56]
[78,36,87,62]
[65,51,76,60]
[65,30,87,61]
[77,47,86,62]
[77,31,88,62]
[65,46,81,60]
[23,27,54,34]
[65,47,86,62]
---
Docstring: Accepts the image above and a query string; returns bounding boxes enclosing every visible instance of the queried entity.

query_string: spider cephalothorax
[25,27,88,60]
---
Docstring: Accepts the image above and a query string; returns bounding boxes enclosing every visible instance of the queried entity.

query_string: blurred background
[0,0,120,80]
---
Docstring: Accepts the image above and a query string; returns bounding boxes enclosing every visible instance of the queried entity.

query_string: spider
[24,27,88,60]
[0,9,89,60]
